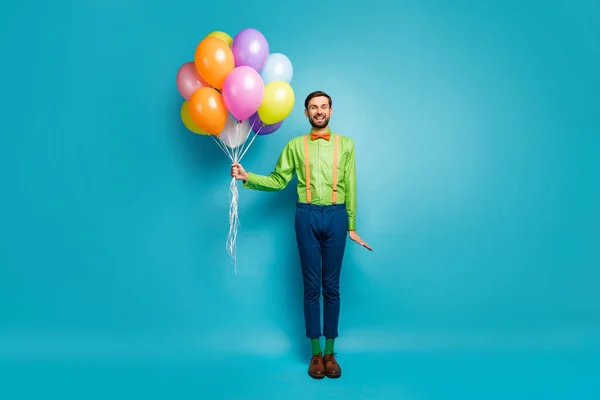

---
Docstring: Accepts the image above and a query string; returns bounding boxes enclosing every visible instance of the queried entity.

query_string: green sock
[324,338,335,355]
[311,338,322,355]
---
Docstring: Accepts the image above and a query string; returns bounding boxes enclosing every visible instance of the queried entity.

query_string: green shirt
[242,129,357,230]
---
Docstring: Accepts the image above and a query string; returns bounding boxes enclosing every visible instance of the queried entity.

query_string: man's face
[305,96,332,129]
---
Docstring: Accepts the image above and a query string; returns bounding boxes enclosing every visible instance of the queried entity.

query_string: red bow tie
[311,132,330,141]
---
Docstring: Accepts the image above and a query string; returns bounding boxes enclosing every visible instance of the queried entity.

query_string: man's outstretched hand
[231,163,248,181]
[349,230,372,251]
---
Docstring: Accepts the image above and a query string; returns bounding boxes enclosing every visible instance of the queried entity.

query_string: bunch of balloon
[175,28,295,270]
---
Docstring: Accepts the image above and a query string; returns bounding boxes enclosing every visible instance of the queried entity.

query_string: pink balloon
[176,62,209,99]
[222,66,264,121]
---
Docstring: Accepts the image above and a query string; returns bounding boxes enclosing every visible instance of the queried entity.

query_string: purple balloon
[232,28,269,72]
[249,112,283,135]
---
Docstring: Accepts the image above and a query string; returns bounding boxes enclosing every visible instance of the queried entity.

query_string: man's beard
[310,114,329,128]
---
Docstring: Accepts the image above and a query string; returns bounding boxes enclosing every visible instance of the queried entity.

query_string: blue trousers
[294,202,348,339]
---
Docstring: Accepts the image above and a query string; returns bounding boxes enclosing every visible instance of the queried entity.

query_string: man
[230,90,371,379]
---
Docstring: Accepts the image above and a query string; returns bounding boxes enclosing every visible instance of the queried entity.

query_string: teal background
[1,0,599,398]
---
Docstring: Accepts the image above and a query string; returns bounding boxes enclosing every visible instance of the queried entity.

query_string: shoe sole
[308,372,325,379]
[326,372,341,379]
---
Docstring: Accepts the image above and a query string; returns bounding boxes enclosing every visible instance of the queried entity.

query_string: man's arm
[242,142,295,191]
[345,139,357,231]
[345,139,372,251]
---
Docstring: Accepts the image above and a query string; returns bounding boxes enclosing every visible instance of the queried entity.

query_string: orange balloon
[194,37,235,90]
[188,87,228,135]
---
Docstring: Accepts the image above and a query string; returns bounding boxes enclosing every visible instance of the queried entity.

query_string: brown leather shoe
[323,353,342,378]
[308,354,326,379]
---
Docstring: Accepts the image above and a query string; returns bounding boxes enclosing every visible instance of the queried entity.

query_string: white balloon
[260,53,293,85]
[219,113,251,148]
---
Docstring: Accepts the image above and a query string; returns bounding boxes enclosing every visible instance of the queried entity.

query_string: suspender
[303,135,312,203]
[303,134,340,204]
[332,134,339,204]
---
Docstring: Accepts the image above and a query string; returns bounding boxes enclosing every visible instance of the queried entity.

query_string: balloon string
[231,122,239,162]
[212,122,258,273]
[209,132,239,271]
[210,134,231,159]
[238,125,261,162]
[211,121,263,273]
[226,176,240,274]
[234,121,243,162]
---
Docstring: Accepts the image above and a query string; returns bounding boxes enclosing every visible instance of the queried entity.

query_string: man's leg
[321,204,348,378]
[294,203,325,379]
[322,204,348,340]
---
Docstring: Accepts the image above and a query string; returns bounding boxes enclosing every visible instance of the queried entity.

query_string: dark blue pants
[294,202,348,339]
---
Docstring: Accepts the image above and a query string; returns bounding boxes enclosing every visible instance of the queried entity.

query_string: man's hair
[304,91,332,109]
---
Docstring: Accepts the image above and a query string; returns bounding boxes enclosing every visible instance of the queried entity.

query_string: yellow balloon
[180,100,208,135]
[258,81,295,125]
[205,31,233,47]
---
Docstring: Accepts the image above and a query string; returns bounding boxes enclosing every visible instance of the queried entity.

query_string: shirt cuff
[242,172,257,189]
[348,218,356,231]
